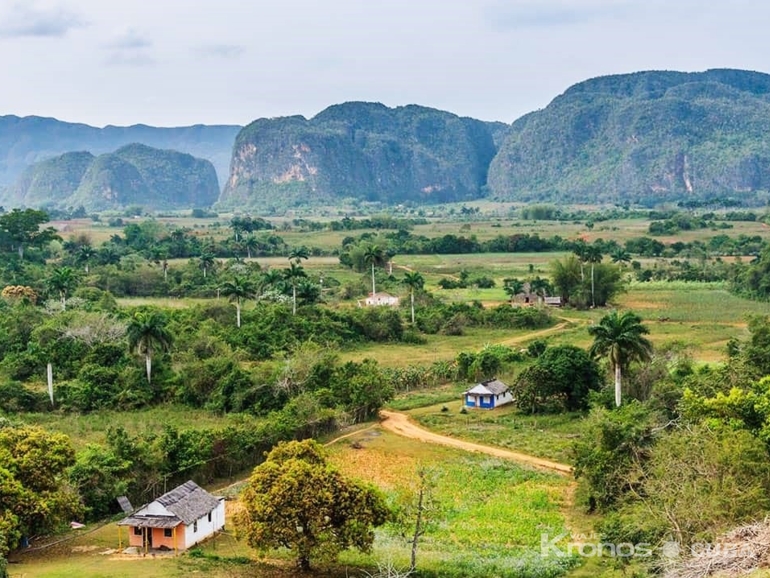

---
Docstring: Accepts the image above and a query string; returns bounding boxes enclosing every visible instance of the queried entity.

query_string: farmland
[5,206,770,577]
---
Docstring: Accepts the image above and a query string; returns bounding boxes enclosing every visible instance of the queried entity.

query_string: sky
[0,0,767,127]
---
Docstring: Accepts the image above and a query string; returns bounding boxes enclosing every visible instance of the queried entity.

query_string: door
[146,527,153,548]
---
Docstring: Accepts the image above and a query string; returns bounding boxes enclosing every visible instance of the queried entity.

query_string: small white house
[118,480,225,552]
[463,378,513,410]
[363,292,400,307]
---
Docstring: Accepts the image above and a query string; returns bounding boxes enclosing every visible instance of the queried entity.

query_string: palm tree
[199,252,216,279]
[503,277,525,303]
[289,246,310,264]
[77,246,97,273]
[585,245,604,308]
[127,310,173,384]
[283,263,307,315]
[572,240,588,282]
[528,276,553,302]
[402,271,424,325]
[47,266,78,310]
[363,244,385,296]
[221,277,255,328]
[588,310,653,407]
[243,235,259,259]
[610,249,632,267]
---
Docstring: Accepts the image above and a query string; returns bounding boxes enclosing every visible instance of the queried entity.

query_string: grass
[408,401,585,464]
[16,405,241,450]
[326,429,578,577]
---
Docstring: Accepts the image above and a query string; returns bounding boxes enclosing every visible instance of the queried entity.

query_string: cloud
[105,51,156,67]
[485,0,635,30]
[197,44,246,59]
[0,2,87,38]
[107,28,152,50]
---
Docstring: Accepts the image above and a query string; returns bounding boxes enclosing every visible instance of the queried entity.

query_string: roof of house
[367,292,396,299]
[465,378,509,396]
[117,480,220,528]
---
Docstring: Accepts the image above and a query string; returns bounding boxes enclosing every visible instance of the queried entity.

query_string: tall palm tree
[47,266,78,310]
[402,271,424,325]
[283,263,307,315]
[243,235,259,259]
[610,249,632,267]
[127,310,173,384]
[572,240,588,282]
[77,246,97,273]
[363,244,385,296]
[588,310,653,407]
[289,246,310,264]
[585,245,604,308]
[199,252,216,279]
[221,277,255,328]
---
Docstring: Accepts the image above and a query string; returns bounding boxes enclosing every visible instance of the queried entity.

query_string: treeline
[572,319,770,571]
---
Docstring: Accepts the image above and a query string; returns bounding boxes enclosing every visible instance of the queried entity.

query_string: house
[463,378,513,410]
[544,296,563,307]
[117,480,225,552]
[362,292,400,307]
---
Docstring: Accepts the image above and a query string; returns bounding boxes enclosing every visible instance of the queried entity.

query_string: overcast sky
[0,0,766,127]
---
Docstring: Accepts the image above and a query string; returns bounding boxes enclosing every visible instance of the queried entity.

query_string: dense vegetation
[219,102,499,210]
[0,115,239,190]
[489,69,770,206]
[7,144,219,212]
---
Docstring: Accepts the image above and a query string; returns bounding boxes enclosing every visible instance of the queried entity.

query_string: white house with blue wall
[463,379,513,410]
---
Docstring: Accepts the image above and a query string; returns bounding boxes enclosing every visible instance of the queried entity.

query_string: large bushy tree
[236,440,389,571]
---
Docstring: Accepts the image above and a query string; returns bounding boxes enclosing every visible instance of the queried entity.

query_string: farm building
[117,480,225,552]
[362,292,400,307]
[463,378,513,410]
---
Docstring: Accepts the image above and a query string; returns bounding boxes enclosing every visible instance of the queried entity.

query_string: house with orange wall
[117,480,225,552]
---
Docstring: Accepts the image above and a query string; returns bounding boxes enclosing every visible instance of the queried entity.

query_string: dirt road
[379,410,573,475]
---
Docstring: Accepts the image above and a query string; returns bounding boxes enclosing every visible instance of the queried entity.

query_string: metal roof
[118,480,220,528]
[464,378,509,396]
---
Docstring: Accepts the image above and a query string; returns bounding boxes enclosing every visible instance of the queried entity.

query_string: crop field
[326,429,578,577]
[408,402,585,464]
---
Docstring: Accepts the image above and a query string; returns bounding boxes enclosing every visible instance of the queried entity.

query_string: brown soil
[378,410,572,475]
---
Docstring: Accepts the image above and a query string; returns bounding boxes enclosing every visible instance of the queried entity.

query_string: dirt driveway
[379,410,573,475]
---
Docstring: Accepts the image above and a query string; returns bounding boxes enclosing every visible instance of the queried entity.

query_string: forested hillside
[218,102,499,210]
[6,145,219,212]
[0,115,240,188]
[489,69,770,206]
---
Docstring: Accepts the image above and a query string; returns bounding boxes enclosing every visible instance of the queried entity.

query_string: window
[134,527,142,536]
[208,512,212,523]
[193,521,198,533]
[164,528,173,538]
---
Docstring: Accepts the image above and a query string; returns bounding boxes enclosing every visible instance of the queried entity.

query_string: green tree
[610,248,631,266]
[363,244,385,296]
[585,244,603,308]
[126,310,173,383]
[503,277,524,302]
[289,246,310,264]
[235,440,389,571]
[199,251,216,279]
[0,426,81,558]
[221,277,255,328]
[0,209,59,260]
[77,245,97,274]
[550,254,582,304]
[402,271,424,325]
[243,235,259,259]
[46,266,79,310]
[283,263,307,315]
[589,311,653,407]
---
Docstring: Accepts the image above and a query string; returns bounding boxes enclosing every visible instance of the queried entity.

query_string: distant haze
[0,0,767,126]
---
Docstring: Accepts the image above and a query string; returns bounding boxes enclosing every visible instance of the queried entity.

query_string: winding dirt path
[379,410,573,475]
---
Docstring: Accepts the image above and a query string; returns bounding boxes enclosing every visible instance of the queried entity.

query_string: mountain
[488,69,770,206]
[8,145,220,211]
[218,102,500,210]
[0,115,240,188]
